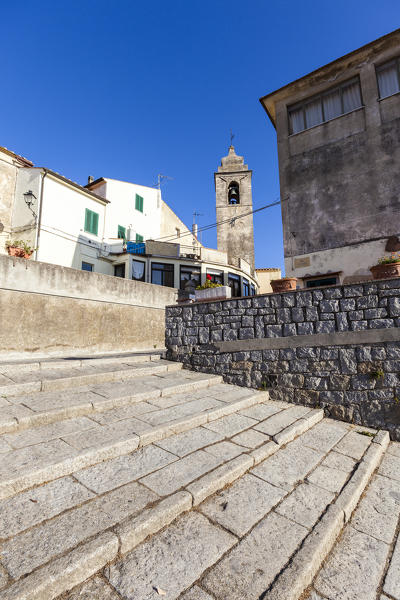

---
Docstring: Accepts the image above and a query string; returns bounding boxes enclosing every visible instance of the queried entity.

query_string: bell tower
[215,145,255,272]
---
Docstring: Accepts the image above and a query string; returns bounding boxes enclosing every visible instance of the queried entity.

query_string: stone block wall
[166,279,400,439]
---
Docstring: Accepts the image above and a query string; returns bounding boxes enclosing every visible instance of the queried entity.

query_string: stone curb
[0,532,118,600]
[272,409,323,445]
[187,455,254,505]
[0,392,266,500]
[264,429,388,600]
[116,491,193,555]
[0,362,182,400]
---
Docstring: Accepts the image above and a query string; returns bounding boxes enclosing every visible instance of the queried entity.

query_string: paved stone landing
[0,352,396,600]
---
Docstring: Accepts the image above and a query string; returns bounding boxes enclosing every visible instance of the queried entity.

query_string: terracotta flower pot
[270,277,297,293]
[370,262,400,280]
[7,246,25,258]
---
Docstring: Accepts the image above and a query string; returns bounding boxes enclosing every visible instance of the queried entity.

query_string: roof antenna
[155,174,173,190]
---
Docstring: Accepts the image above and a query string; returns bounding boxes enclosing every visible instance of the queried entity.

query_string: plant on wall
[196,274,223,290]
[5,239,35,258]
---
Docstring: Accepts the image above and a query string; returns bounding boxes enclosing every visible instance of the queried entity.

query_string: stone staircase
[0,352,398,600]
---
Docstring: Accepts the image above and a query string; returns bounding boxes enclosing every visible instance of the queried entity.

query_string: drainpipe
[35,169,47,261]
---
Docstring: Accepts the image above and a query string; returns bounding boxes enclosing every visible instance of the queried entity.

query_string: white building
[1,145,259,296]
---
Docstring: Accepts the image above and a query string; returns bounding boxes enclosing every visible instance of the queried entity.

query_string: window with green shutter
[135,194,144,212]
[136,233,144,243]
[118,225,126,240]
[84,209,99,235]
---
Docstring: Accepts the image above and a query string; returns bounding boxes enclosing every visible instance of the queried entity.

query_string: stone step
[0,370,225,435]
[58,423,387,600]
[0,381,269,500]
[0,357,176,398]
[0,396,327,599]
[0,350,163,372]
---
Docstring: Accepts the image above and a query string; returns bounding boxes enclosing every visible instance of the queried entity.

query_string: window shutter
[92,212,99,235]
[84,209,90,232]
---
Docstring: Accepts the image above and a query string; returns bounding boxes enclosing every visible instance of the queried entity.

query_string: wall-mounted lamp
[23,190,37,219]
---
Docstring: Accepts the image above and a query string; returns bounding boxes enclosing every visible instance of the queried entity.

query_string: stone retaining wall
[165,279,400,439]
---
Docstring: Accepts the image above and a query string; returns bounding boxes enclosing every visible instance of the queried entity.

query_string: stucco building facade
[260,29,400,286]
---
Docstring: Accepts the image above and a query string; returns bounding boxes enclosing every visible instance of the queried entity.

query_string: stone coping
[216,327,400,353]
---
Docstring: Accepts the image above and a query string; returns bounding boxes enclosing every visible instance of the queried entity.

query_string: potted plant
[370,253,400,280]
[195,274,232,302]
[270,276,298,293]
[5,239,35,259]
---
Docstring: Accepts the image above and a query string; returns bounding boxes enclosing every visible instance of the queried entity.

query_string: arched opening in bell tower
[228,181,240,205]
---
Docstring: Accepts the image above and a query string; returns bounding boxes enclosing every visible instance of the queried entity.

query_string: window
[151,262,174,287]
[84,209,99,235]
[81,261,93,272]
[114,263,126,278]
[180,266,201,290]
[288,78,362,134]
[132,260,145,282]
[377,58,400,99]
[228,181,240,205]
[136,233,144,243]
[305,276,338,288]
[206,269,223,284]
[250,284,256,296]
[117,225,126,241]
[228,273,241,297]
[242,278,250,296]
[135,194,144,212]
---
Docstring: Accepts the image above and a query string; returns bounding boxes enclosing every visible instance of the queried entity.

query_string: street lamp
[23,190,37,219]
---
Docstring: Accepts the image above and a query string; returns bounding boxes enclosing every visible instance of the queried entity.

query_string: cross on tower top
[230,129,235,146]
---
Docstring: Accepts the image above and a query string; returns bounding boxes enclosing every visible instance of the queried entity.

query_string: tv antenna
[155,174,173,190]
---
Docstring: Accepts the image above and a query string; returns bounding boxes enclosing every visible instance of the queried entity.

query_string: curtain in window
[323,89,342,120]
[342,81,362,113]
[132,261,145,280]
[377,65,399,98]
[304,99,323,128]
[290,108,305,134]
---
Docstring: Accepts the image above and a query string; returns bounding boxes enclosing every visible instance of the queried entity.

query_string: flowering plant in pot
[270,276,297,293]
[195,274,231,301]
[5,239,35,259]
[370,253,400,280]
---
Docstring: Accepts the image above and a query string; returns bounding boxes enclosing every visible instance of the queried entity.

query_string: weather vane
[230,129,235,146]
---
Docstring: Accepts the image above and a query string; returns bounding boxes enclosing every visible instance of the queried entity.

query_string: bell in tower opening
[228,181,240,204]
[214,144,255,272]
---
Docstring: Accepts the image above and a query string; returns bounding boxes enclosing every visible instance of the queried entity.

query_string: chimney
[88,175,94,184]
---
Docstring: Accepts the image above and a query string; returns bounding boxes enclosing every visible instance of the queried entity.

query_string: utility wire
[150,199,281,243]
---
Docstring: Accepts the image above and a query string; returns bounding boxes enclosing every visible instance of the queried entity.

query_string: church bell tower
[215,144,255,272]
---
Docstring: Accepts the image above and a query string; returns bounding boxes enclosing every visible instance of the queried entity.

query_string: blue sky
[2,1,399,270]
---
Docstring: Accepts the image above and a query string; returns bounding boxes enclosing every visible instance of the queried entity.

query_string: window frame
[81,261,93,272]
[135,193,144,213]
[242,278,250,296]
[84,208,99,236]
[376,56,400,99]
[206,269,223,285]
[132,259,146,282]
[151,262,175,288]
[228,272,241,297]
[114,263,126,278]
[288,76,363,135]
[179,265,201,290]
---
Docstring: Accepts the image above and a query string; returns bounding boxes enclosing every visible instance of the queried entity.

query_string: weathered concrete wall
[266,31,400,281]
[0,255,177,357]
[166,279,400,438]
